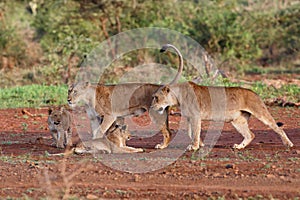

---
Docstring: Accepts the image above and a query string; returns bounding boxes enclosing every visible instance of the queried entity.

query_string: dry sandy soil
[0,106,299,199]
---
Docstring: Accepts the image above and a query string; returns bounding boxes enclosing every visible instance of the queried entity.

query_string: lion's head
[151,85,177,114]
[67,82,93,107]
[107,117,131,141]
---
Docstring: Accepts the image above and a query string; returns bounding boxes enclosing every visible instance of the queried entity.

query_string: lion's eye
[154,96,158,102]
[73,90,77,95]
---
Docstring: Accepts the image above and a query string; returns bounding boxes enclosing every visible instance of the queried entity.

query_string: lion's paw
[155,143,167,149]
[233,143,244,149]
[187,144,199,151]
[283,140,294,148]
[135,148,144,153]
[74,147,87,154]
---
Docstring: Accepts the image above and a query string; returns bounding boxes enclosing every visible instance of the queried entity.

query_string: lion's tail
[160,44,183,85]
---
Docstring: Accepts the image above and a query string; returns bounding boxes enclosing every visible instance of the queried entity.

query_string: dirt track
[0,107,299,199]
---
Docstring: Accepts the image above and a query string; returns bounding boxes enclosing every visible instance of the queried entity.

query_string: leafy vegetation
[0,1,299,76]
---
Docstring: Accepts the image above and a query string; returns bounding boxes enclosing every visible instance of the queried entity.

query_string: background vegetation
[0,0,299,108]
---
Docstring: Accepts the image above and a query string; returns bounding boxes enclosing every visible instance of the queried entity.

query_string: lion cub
[48,107,73,148]
[74,118,144,154]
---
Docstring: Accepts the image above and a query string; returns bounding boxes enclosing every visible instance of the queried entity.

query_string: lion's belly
[199,109,241,122]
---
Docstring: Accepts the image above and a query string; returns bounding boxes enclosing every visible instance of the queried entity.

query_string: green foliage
[29,0,300,74]
[0,85,68,108]
[0,25,26,60]
[0,0,299,86]
[31,1,98,73]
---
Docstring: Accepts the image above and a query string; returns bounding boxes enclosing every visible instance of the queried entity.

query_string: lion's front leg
[187,117,204,151]
[155,123,171,149]
[65,130,73,147]
[150,109,171,149]
[93,115,116,139]
[56,131,65,149]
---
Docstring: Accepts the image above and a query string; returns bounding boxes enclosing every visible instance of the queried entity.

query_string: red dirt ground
[0,107,299,199]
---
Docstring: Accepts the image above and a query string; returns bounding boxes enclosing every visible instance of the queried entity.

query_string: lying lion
[151,81,294,150]
[68,44,184,149]
[74,118,144,154]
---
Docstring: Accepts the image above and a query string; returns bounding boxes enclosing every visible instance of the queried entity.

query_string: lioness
[151,81,294,150]
[48,106,73,148]
[68,44,183,149]
[74,118,144,154]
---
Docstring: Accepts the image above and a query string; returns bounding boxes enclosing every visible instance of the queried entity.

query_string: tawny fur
[151,81,294,150]
[74,118,144,154]
[48,107,73,149]
[67,44,184,150]
[68,83,171,149]
[48,111,143,154]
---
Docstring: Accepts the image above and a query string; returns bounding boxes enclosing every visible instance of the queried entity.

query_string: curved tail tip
[160,44,172,53]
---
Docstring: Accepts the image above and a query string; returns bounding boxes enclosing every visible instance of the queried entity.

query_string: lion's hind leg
[247,101,294,148]
[254,112,294,148]
[93,115,116,139]
[231,112,255,149]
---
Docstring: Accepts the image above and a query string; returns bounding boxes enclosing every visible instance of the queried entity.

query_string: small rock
[266,174,276,179]
[225,164,234,169]
[279,176,285,180]
[86,194,98,199]
[36,137,44,144]
[134,174,140,182]
[212,173,222,178]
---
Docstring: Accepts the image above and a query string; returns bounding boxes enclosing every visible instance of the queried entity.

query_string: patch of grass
[288,157,299,162]
[0,153,38,164]
[21,122,28,133]
[251,82,300,102]
[0,84,68,109]
[0,155,15,163]
[115,189,127,195]
[204,78,299,103]
[235,150,260,162]
[1,141,20,145]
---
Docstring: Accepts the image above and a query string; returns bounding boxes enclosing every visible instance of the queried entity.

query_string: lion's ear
[163,86,170,93]
[68,83,74,90]
[60,106,65,113]
[48,108,53,115]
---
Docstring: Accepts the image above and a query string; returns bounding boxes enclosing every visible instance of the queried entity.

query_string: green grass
[251,82,300,102]
[0,84,68,109]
